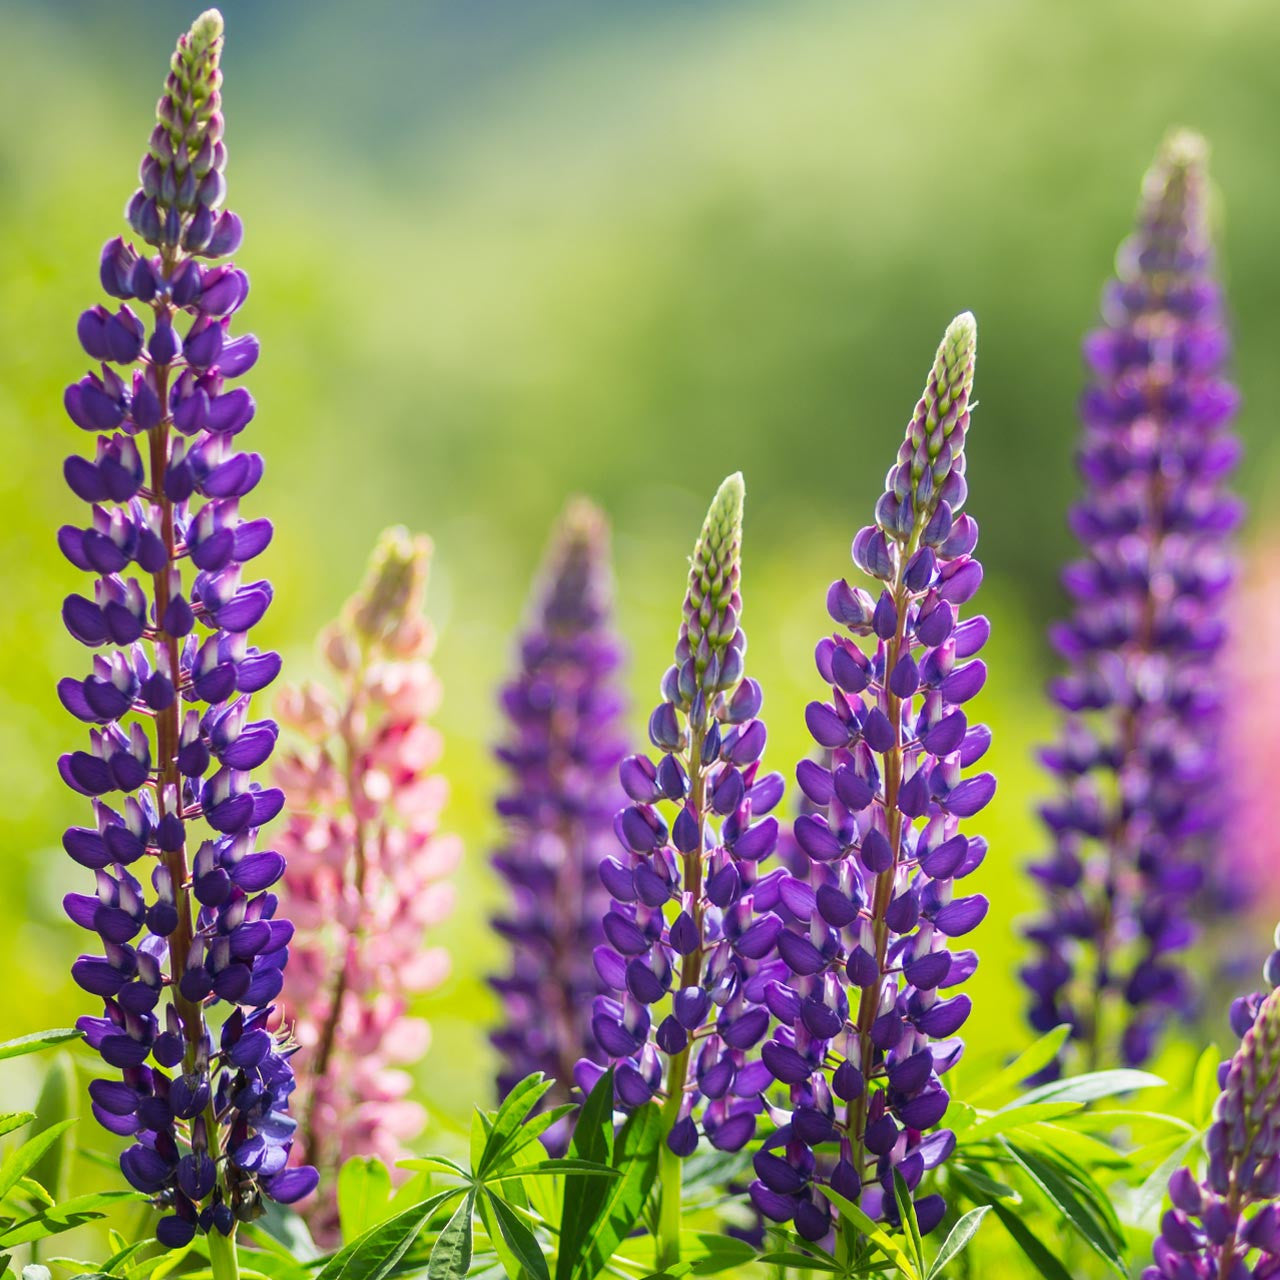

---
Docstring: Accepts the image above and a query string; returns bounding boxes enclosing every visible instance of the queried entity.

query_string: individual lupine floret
[1022,131,1242,1073]
[59,12,315,1253]
[488,500,628,1134]
[588,474,787,1264]
[1146,935,1280,1280]
[753,314,991,1243]
[273,528,460,1244]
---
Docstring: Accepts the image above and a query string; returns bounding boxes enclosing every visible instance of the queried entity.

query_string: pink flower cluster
[272,528,459,1241]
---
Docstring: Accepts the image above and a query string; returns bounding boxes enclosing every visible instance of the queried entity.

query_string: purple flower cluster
[586,473,786,1157]
[751,314,991,1241]
[490,500,628,1127]
[58,11,315,1246]
[1147,936,1280,1280]
[1023,131,1242,1073]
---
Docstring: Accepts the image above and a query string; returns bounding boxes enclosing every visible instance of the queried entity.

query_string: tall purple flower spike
[1022,131,1242,1075]
[586,473,786,1266]
[58,11,315,1248]
[489,499,628,1141]
[753,313,991,1244]
[1146,934,1280,1280]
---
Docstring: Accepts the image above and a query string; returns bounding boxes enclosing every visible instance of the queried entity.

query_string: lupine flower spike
[1147,933,1280,1280]
[589,473,787,1267]
[59,11,316,1253]
[489,500,628,1143]
[753,313,991,1242]
[273,528,459,1242]
[1022,131,1242,1074]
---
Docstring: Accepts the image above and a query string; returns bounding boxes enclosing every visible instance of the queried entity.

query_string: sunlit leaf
[0,1031,82,1062]
[964,1026,1072,1105]
[428,1192,476,1280]
[925,1205,989,1280]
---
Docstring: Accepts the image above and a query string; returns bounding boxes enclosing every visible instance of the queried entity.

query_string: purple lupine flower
[59,11,315,1248]
[752,313,990,1243]
[489,499,628,1140]
[1146,938,1280,1280]
[1022,131,1242,1074]
[586,472,786,1168]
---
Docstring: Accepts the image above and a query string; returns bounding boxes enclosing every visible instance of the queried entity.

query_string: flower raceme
[272,529,459,1241]
[1148,934,1280,1280]
[58,11,315,1247]
[587,474,787,1265]
[752,313,991,1242]
[489,500,628,1133]
[1023,131,1243,1073]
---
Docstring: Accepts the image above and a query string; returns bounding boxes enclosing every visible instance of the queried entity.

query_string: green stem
[208,1226,241,1280]
[656,1140,683,1271]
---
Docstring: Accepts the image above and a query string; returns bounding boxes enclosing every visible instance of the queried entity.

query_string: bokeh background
[1,0,1278,1207]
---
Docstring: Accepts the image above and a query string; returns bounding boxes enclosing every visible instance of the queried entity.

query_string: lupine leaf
[757,1252,843,1274]
[1131,1132,1201,1224]
[478,1077,555,1177]
[338,1158,395,1243]
[0,1121,76,1206]
[483,1191,549,1280]
[428,1192,476,1280]
[964,1026,1073,1105]
[1010,1069,1163,1108]
[1000,1139,1126,1277]
[29,1055,74,1205]
[987,1199,1074,1280]
[569,1104,662,1280]
[924,1206,988,1280]
[0,1114,33,1142]
[1192,1043,1221,1127]
[961,1102,1083,1142]
[892,1170,926,1278]
[315,1190,458,1280]
[687,1234,757,1275]
[486,1107,577,1175]
[486,1160,618,1183]
[823,1187,919,1280]
[555,1069,615,1280]
[400,1157,471,1181]
[0,1032,81,1062]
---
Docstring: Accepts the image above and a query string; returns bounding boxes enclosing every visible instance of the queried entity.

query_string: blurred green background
[0,0,1278,1223]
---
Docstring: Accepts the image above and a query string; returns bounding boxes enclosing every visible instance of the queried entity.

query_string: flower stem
[207,1226,241,1280]
[655,1140,683,1271]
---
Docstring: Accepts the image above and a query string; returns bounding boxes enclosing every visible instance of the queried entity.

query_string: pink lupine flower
[273,528,459,1242]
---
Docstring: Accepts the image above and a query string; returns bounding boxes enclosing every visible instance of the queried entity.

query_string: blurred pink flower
[1223,537,1280,929]
[273,528,460,1242]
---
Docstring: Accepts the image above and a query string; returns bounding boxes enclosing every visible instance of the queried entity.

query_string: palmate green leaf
[757,1251,843,1274]
[986,1199,1074,1280]
[999,1138,1127,1278]
[315,1189,459,1280]
[0,1114,34,1142]
[964,1025,1073,1106]
[30,1054,75,1205]
[555,1069,615,1280]
[487,1106,577,1175]
[428,1191,476,1280]
[400,1156,471,1181]
[924,1206,988,1280]
[1066,1108,1198,1138]
[960,1102,1083,1143]
[948,1164,1019,1205]
[485,1159,618,1183]
[482,1190,549,1280]
[1010,1069,1164,1109]
[339,1157,395,1243]
[1131,1132,1201,1225]
[892,1171,926,1279]
[685,1233,757,1275]
[0,1031,82,1062]
[568,1103,662,1280]
[478,1077,555,1177]
[823,1187,918,1280]
[1192,1043,1221,1127]
[0,1121,77,1206]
